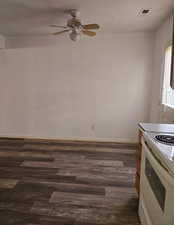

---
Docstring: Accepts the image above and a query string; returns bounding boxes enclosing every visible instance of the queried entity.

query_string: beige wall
[150,15,174,123]
[0,32,154,142]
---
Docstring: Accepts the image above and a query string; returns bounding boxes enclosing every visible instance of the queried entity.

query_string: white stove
[139,132,174,225]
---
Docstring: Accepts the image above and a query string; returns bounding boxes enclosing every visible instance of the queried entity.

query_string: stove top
[155,135,174,146]
[143,132,174,176]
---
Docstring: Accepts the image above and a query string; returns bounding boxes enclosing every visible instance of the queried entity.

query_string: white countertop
[139,123,174,134]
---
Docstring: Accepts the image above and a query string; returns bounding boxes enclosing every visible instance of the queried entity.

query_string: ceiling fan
[50,9,100,41]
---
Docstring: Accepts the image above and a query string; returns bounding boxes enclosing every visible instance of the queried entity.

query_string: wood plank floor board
[0,188,16,202]
[0,209,37,225]
[56,167,135,178]
[38,215,76,225]
[21,175,77,184]
[74,175,134,187]
[0,159,22,167]
[0,155,54,162]
[21,159,124,169]
[49,191,138,209]
[23,181,106,196]
[0,179,18,189]
[9,182,54,203]
[0,137,140,225]
[0,166,59,180]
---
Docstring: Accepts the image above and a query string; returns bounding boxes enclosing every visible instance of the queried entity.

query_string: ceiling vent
[142,9,150,14]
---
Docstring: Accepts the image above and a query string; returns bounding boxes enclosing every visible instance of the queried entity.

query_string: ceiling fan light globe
[69,31,80,41]
[74,27,81,34]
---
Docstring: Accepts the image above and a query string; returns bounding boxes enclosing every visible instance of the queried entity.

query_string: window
[162,46,174,108]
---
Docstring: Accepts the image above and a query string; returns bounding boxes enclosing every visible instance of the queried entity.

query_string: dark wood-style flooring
[0,138,140,225]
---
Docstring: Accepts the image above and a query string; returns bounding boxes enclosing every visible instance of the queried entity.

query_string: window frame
[170,16,174,89]
[161,44,174,109]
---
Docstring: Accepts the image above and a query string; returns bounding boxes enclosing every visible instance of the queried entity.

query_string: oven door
[140,139,174,225]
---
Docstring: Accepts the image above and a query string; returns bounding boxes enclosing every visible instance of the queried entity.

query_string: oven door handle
[142,139,174,186]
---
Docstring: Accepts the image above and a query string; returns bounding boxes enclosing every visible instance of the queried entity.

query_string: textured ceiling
[0,0,174,37]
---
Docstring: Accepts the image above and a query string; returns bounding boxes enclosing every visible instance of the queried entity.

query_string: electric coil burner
[155,135,174,146]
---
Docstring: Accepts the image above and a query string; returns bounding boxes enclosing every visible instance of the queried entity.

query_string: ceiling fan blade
[82,30,96,37]
[83,24,100,30]
[50,25,68,29]
[53,30,70,35]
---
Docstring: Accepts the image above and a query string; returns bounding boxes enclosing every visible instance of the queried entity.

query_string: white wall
[150,16,174,123]
[0,33,154,142]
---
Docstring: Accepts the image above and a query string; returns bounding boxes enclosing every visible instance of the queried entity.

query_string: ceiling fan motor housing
[70,9,80,18]
[67,18,82,28]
